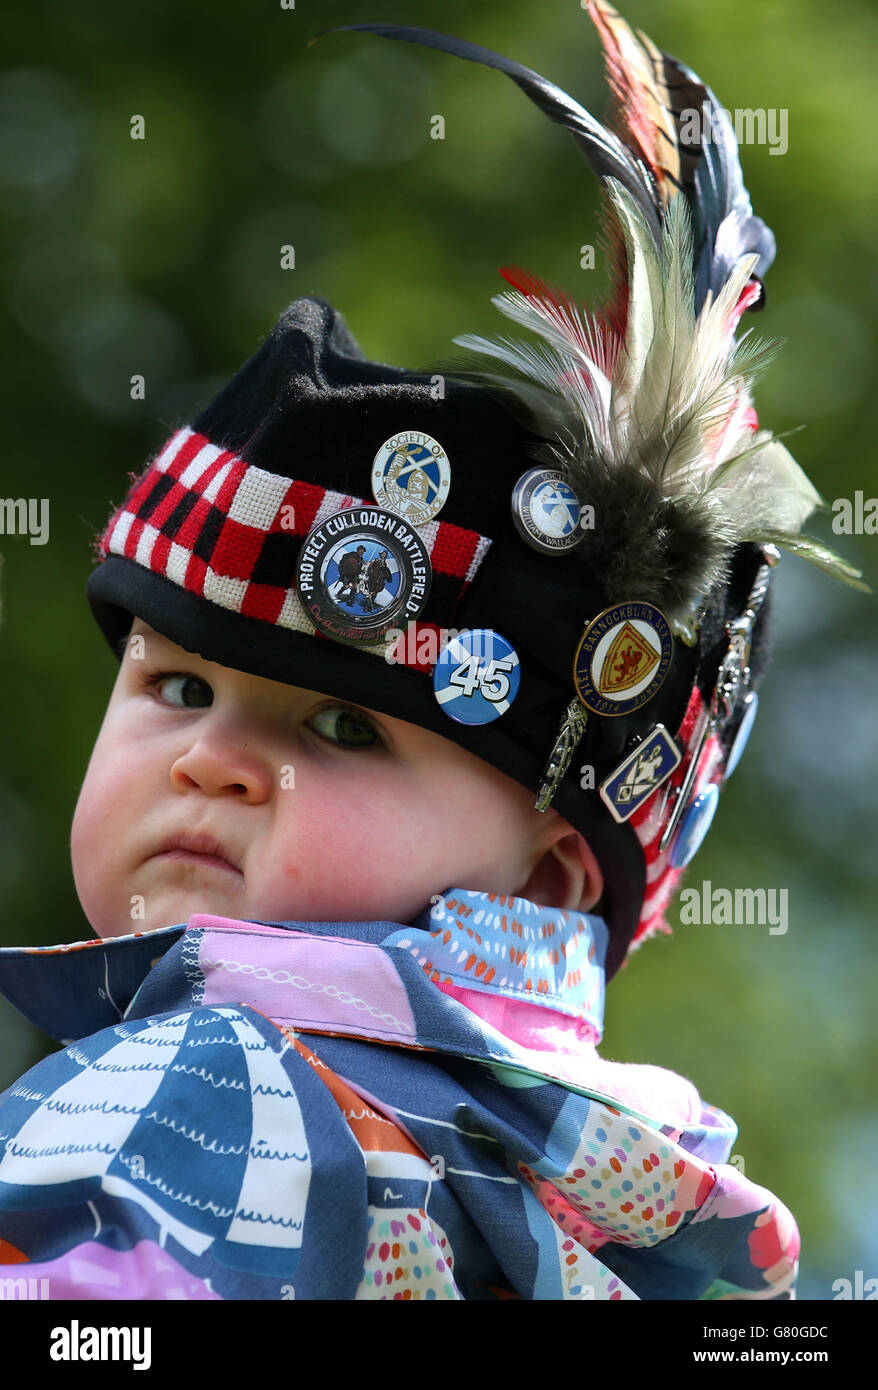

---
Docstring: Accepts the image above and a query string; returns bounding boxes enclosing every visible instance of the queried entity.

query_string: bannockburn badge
[537,603,673,811]
[296,506,431,644]
[511,467,584,554]
[371,431,451,526]
[573,602,673,716]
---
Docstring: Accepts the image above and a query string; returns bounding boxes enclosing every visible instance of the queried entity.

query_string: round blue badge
[372,430,451,526]
[669,783,720,868]
[433,629,521,725]
[511,467,583,554]
[724,692,759,779]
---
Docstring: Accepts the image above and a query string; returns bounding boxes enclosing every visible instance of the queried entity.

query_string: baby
[0,312,801,1301]
[70,616,603,941]
[0,6,859,1301]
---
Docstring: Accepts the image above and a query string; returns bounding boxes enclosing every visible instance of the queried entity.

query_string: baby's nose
[168,722,277,803]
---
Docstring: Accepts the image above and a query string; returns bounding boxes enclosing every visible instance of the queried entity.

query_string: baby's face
[71,620,570,938]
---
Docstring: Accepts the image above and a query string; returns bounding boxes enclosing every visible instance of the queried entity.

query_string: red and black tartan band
[97,426,492,671]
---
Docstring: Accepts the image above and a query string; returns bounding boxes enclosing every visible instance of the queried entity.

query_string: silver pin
[535,698,589,812]
[659,545,779,852]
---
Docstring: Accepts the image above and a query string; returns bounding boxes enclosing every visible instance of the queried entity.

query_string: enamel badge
[573,602,672,716]
[669,784,720,868]
[599,724,682,823]
[296,506,431,643]
[433,629,521,725]
[372,431,451,526]
[511,467,583,553]
[724,691,759,779]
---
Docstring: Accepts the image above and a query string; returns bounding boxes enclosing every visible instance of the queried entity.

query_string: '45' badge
[296,506,431,644]
[573,602,672,716]
[433,630,521,725]
[372,431,451,526]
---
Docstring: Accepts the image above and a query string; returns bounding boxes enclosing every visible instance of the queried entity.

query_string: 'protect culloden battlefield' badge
[573,601,673,716]
[296,506,431,644]
[372,431,451,526]
[511,467,583,554]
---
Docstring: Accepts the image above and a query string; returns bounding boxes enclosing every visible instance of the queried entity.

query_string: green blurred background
[0,0,875,1299]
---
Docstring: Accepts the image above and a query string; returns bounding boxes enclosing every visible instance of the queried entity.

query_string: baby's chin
[89,885,252,940]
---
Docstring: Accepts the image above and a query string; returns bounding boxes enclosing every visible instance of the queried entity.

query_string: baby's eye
[308,705,383,750]
[151,673,213,708]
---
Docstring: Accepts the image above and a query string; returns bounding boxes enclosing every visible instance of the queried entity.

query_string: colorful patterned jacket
[0,889,798,1300]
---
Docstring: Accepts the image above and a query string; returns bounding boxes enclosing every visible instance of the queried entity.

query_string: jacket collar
[0,889,607,1047]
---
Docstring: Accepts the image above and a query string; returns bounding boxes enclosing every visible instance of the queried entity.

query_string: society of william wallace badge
[573,602,673,716]
[371,431,451,526]
[296,505,431,644]
[511,466,583,554]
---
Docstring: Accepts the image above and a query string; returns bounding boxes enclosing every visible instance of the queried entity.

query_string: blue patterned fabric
[0,890,799,1299]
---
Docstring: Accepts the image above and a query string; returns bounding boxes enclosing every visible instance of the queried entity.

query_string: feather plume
[309,21,662,241]
[450,180,866,630]
[588,0,706,208]
[313,10,776,309]
[314,13,869,627]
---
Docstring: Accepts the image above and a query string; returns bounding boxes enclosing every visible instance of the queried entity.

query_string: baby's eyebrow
[120,630,393,729]
[118,630,187,671]
[125,626,193,661]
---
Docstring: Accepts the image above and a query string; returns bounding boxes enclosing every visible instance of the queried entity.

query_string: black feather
[310,23,662,241]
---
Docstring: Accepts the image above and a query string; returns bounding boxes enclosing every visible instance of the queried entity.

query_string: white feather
[446,178,865,620]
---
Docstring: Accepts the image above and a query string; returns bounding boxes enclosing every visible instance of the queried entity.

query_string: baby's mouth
[153,849,243,878]
[150,830,244,878]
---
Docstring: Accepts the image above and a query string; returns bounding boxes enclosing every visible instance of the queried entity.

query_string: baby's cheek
[76,722,139,815]
[71,775,106,867]
[70,797,118,937]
